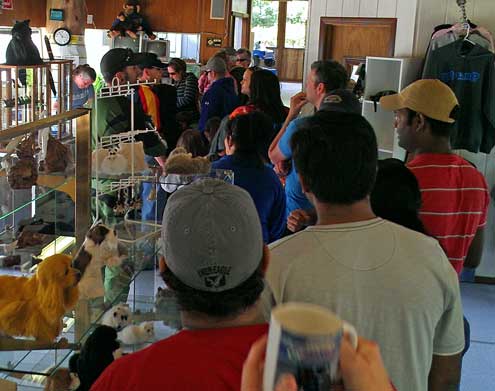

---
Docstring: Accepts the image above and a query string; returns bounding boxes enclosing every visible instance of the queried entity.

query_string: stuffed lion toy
[0,254,79,342]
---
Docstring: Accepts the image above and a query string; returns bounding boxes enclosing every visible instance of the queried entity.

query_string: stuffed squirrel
[108,1,156,40]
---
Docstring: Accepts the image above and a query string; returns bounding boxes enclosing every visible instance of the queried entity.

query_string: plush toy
[101,303,132,331]
[5,19,56,95]
[72,224,126,299]
[164,147,211,175]
[71,325,122,391]
[0,254,79,342]
[108,1,156,40]
[117,321,155,345]
[161,147,212,193]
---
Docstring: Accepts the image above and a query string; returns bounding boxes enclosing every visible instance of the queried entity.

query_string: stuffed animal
[5,19,56,95]
[100,149,128,175]
[108,1,156,40]
[71,325,122,391]
[72,224,126,299]
[101,303,132,331]
[0,254,79,342]
[117,321,155,345]
[161,147,212,193]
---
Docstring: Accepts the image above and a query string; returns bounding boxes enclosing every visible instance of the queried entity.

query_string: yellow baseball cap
[380,79,459,123]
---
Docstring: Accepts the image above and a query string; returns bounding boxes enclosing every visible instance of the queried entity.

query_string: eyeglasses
[236,58,249,63]
[168,72,177,76]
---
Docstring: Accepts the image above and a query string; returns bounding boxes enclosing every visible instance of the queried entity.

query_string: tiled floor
[460,282,495,390]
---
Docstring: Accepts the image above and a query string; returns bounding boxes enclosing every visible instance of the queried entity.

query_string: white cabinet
[361,56,422,160]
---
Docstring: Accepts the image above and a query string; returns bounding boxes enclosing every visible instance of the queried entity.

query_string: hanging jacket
[198,77,240,131]
[423,40,495,153]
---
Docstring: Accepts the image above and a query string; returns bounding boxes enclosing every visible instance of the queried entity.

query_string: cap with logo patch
[318,89,361,114]
[161,178,263,292]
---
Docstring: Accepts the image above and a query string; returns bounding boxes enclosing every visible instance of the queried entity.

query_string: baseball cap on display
[100,48,139,82]
[380,79,459,123]
[205,56,227,73]
[161,179,263,292]
[134,52,167,69]
[318,89,361,114]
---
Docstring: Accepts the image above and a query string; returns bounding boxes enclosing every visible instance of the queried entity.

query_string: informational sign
[2,0,14,11]
[206,37,222,48]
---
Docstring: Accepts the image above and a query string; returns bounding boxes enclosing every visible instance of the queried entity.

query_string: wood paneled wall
[84,0,231,62]
[0,0,47,28]
[275,48,304,81]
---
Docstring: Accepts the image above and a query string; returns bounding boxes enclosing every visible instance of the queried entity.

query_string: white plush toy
[101,304,132,331]
[100,149,128,176]
[118,321,155,345]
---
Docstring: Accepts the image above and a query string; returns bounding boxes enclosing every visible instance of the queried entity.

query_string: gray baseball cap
[161,178,263,292]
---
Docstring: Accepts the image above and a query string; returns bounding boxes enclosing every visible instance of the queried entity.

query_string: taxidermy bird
[5,20,57,96]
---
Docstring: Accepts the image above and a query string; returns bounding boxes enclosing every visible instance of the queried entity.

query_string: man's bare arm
[428,353,462,391]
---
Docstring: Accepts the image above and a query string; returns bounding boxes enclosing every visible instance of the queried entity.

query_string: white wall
[306,0,495,75]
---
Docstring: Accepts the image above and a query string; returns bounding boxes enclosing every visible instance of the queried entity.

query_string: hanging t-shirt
[90,324,268,391]
[423,40,495,153]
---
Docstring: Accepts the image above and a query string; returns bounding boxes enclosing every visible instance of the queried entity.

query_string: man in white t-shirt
[262,111,464,391]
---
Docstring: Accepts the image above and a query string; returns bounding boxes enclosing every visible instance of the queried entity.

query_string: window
[251,0,278,48]
[285,1,308,49]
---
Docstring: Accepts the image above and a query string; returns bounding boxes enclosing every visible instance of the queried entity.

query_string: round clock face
[54,28,71,46]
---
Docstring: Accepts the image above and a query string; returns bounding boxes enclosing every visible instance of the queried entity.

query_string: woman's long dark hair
[225,112,274,167]
[249,69,287,124]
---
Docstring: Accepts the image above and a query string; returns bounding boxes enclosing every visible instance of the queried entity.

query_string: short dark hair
[310,60,348,93]
[176,129,208,157]
[291,112,377,204]
[73,64,96,81]
[205,116,222,138]
[406,108,456,138]
[236,48,252,58]
[168,57,187,75]
[371,158,425,234]
[226,111,273,166]
[161,263,264,318]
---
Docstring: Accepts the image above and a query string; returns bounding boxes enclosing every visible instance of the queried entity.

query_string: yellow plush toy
[0,254,79,342]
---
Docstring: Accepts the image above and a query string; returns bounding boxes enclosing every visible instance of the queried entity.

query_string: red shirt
[408,153,489,274]
[91,323,268,391]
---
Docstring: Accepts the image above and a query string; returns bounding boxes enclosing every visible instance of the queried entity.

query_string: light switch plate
[87,14,93,24]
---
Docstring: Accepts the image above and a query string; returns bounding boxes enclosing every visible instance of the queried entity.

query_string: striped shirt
[408,153,489,275]
[175,72,199,114]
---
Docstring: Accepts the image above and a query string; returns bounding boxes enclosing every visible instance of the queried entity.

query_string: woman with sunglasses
[167,58,199,120]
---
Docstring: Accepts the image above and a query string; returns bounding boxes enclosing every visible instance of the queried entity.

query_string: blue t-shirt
[72,82,94,109]
[212,155,286,243]
[278,117,313,216]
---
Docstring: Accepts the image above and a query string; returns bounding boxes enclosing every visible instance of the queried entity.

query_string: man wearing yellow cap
[380,79,489,278]
[381,79,490,358]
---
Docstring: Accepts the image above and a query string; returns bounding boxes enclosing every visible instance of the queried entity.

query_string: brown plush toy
[0,254,80,342]
[164,147,211,175]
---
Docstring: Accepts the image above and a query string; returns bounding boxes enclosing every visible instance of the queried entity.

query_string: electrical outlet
[87,14,94,24]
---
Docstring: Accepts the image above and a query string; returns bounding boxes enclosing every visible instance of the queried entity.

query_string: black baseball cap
[318,89,361,114]
[100,48,140,82]
[134,52,167,70]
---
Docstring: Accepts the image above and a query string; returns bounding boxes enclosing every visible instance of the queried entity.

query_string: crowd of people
[71,45,491,391]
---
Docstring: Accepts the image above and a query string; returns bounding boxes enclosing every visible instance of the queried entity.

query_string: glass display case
[0,81,234,388]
